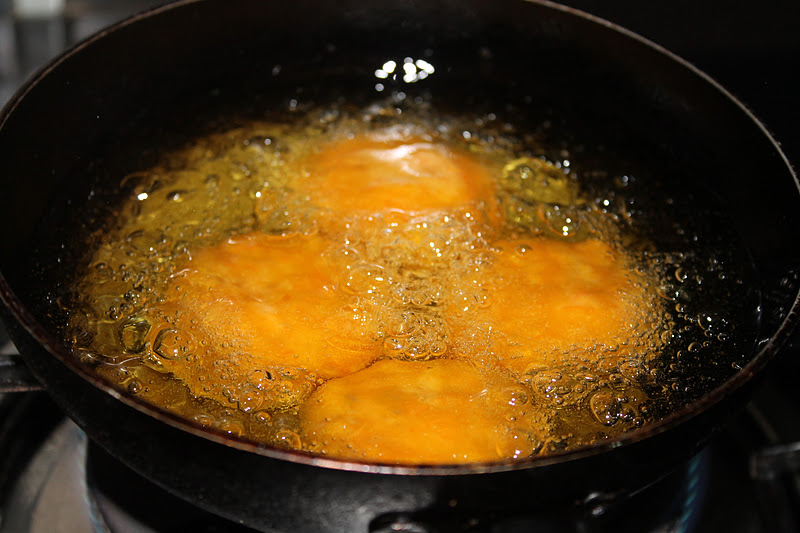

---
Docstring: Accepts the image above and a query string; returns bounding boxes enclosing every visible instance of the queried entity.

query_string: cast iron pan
[1,1,799,531]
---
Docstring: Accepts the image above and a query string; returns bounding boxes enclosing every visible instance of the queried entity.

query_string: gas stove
[1,1,799,532]
[1,357,799,533]
[0,389,711,533]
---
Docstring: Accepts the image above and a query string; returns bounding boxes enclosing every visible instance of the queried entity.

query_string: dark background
[555,0,800,172]
[2,0,798,170]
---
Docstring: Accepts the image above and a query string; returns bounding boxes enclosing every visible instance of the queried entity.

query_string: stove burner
[88,439,258,532]
[0,394,258,533]
[0,394,713,533]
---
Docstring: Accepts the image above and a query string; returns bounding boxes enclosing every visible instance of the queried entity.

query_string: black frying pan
[1,1,799,531]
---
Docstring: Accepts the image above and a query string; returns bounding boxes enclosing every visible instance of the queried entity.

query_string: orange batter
[300,358,544,464]
[454,238,658,374]
[148,232,381,410]
[147,134,500,410]
[304,134,498,219]
[142,133,659,462]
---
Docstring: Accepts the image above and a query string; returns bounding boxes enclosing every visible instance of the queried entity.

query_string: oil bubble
[238,391,264,413]
[500,157,578,205]
[153,328,198,360]
[274,429,302,449]
[167,189,189,202]
[254,411,272,423]
[219,420,245,437]
[119,317,151,353]
[194,414,214,427]
[247,369,275,391]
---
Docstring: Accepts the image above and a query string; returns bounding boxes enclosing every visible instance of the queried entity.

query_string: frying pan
[1,0,799,531]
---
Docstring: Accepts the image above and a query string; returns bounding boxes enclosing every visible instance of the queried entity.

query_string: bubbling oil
[62,98,751,464]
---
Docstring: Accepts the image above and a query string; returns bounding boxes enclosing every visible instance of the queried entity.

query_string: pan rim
[1,0,798,476]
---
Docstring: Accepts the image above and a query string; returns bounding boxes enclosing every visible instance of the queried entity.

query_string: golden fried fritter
[300,358,544,464]
[454,238,658,373]
[150,232,380,407]
[304,134,498,217]
[142,133,659,462]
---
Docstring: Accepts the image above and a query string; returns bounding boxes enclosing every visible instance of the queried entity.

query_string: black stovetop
[2,351,799,532]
